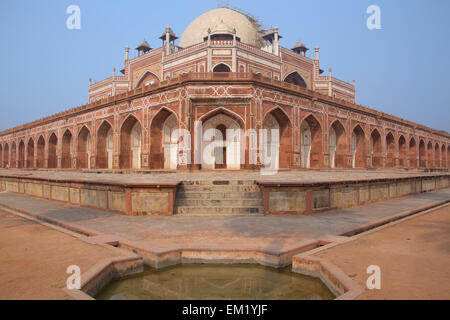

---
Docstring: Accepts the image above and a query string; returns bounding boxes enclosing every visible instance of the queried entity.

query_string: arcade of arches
[0,108,449,170]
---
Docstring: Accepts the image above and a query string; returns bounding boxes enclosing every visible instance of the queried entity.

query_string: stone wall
[258,174,450,215]
[0,175,179,216]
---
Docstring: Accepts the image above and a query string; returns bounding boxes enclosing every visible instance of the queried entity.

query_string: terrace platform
[0,169,449,216]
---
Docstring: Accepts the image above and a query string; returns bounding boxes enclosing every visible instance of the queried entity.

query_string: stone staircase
[175,180,264,216]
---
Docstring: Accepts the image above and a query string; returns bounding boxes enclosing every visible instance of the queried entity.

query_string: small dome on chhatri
[136,40,151,49]
[292,41,308,51]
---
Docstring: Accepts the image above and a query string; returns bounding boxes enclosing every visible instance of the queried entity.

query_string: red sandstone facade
[0,8,449,171]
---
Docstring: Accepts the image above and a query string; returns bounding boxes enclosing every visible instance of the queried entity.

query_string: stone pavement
[315,204,450,300]
[0,188,448,258]
[0,209,134,300]
[0,168,447,184]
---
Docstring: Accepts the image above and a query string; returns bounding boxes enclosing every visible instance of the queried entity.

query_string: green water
[95,264,335,300]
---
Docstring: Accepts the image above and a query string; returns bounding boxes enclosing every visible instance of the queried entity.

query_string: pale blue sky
[0,0,449,132]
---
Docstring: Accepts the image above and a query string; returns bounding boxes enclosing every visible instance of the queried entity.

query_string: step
[181,180,257,186]
[176,191,262,200]
[178,185,261,192]
[175,198,263,207]
[176,206,264,215]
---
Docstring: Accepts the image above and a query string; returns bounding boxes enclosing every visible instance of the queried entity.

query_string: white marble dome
[179,8,263,48]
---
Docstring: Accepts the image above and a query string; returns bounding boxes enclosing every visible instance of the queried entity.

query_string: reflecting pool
[96,264,335,300]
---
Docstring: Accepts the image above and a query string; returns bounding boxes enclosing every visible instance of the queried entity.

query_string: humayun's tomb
[1,6,450,302]
[0,7,449,218]
[0,7,449,172]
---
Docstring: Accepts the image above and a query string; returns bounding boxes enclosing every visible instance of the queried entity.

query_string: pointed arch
[10,142,17,168]
[62,129,73,169]
[36,136,45,168]
[283,71,307,88]
[263,107,292,169]
[27,138,35,168]
[136,70,160,89]
[77,126,91,169]
[198,107,245,128]
[329,119,347,168]
[386,132,396,168]
[212,63,231,73]
[3,143,9,168]
[434,143,440,168]
[408,137,417,168]
[120,115,142,169]
[201,111,243,170]
[18,140,25,168]
[419,139,426,168]
[300,114,322,168]
[150,107,179,170]
[48,133,58,168]
[97,120,114,169]
[352,125,366,168]
[370,128,382,168]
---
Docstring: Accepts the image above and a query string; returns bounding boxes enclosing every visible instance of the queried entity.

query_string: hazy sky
[0,0,449,132]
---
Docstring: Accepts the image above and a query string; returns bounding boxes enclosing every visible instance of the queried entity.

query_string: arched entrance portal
[370,129,382,168]
[409,138,417,168]
[386,133,395,168]
[37,136,45,168]
[62,130,73,169]
[201,113,242,170]
[27,138,34,168]
[120,116,141,169]
[77,127,91,169]
[48,133,58,169]
[263,109,292,170]
[263,113,280,171]
[300,115,322,168]
[434,143,440,168]
[18,141,25,168]
[97,121,114,169]
[419,140,426,168]
[163,114,179,170]
[11,142,17,168]
[329,121,346,168]
[150,109,178,170]
[398,136,406,167]
[352,125,366,168]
